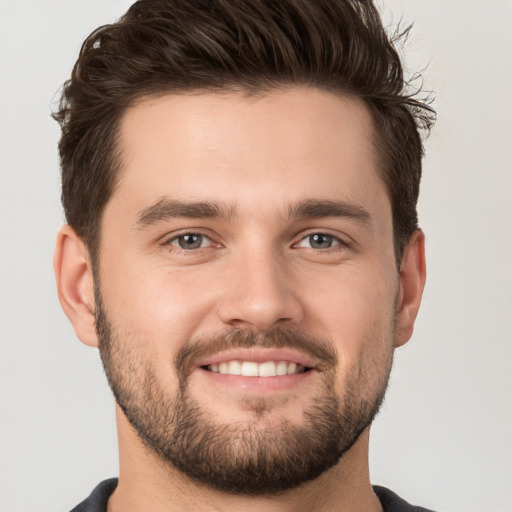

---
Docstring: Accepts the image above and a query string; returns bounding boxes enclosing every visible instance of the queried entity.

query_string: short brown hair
[53,0,435,264]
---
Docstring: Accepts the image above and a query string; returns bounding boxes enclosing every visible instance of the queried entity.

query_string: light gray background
[1,1,511,511]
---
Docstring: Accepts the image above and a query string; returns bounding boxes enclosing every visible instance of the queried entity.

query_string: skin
[54,87,426,512]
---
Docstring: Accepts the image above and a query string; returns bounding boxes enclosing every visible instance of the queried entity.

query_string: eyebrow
[287,199,371,225]
[135,198,236,228]
[134,197,371,228]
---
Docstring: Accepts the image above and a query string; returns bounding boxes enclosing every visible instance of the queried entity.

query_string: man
[53,0,436,510]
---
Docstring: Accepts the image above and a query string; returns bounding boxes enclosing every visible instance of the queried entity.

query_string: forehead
[111,87,388,222]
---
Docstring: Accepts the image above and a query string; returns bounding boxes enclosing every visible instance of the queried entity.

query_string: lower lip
[196,367,316,392]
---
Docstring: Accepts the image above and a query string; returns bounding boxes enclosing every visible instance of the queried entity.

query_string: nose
[216,248,305,331]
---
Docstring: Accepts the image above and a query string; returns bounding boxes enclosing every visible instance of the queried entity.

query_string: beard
[95,292,395,496]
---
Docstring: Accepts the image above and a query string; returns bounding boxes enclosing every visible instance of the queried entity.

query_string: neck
[108,407,382,512]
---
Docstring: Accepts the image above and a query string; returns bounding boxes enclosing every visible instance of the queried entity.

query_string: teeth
[258,361,276,377]
[208,360,306,377]
[276,361,288,375]
[241,361,259,376]
[228,360,241,375]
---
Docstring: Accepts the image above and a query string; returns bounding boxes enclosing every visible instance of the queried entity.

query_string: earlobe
[394,229,426,348]
[54,225,99,348]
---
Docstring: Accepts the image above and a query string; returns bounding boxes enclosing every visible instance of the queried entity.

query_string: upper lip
[195,348,318,370]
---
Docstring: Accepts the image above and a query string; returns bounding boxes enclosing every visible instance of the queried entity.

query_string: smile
[205,360,308,377]
[194,348,318,391]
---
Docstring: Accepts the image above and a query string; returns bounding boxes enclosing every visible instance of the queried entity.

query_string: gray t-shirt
[70,479,437,511]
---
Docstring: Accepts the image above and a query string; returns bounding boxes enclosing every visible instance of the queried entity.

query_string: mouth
[197,347,316,374]
[203,360,310,377]
[193,348,317,392]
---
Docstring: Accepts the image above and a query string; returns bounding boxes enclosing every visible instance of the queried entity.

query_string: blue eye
[297,233,341,249]
[170,234,210,250]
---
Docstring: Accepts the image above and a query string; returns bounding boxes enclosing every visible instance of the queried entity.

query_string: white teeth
[276,361,288,375]
[241,361,259,377]
[258,361,276,377]
[209,360,307,377]
[227,360,241,375]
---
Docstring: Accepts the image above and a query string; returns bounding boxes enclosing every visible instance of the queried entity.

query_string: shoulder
[69,479,118,512]
[69,480,436,512]
[373,485,438,512]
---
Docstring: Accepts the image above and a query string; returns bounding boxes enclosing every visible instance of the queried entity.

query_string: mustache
[175,327,338,381]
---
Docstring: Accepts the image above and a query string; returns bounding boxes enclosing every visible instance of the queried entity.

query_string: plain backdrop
[1,1,511,511]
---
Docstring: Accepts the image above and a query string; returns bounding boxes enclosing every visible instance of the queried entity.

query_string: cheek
[98,269,222,393]
[302,263,397,359]
[100,262,222,351]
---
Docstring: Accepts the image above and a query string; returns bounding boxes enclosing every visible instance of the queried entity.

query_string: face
[95,88,401,494]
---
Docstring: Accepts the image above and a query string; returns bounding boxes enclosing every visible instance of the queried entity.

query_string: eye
[296,233,341,249]
[168,233,212,250]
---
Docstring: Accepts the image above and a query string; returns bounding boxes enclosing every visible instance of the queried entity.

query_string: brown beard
[95,291,394,495]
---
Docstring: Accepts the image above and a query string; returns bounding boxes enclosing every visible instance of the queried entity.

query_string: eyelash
[294,232,348,250]
[164,232,216,251]
[162,230,350,252]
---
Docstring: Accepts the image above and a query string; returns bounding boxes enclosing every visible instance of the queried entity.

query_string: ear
[54,225,99,348]
[394,229,426,348]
